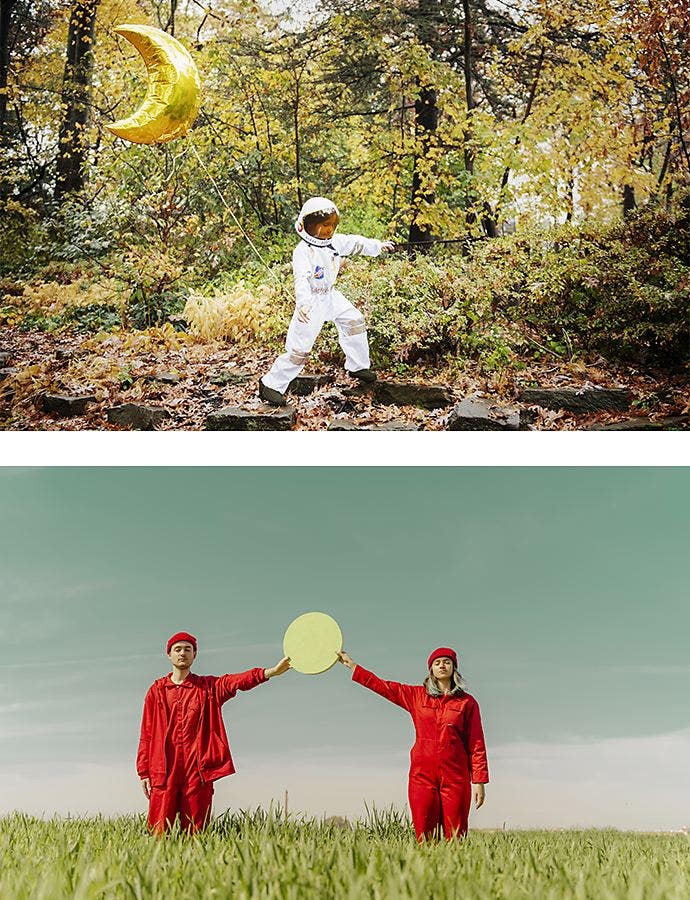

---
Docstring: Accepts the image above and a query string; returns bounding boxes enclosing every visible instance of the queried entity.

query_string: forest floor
[1,325,688,431]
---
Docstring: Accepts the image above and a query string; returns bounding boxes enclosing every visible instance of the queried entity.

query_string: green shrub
[247,201,689,374]
[511,209,689,368]
[4,187,688,373]
[0,200,44,275]
[335,253,521,373]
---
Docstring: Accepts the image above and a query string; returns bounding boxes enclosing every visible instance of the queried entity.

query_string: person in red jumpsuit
[338,646,488,841]
[137,631,290,834]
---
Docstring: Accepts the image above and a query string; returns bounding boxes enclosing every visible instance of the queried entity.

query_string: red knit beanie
[166,632,197,654]
[427,647,458,670]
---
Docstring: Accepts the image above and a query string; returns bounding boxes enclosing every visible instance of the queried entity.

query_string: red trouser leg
[439,778,471,840]
[408,773,442,842]
[148,782,213,834]
[179,782,214,833]
[148,784,181,835]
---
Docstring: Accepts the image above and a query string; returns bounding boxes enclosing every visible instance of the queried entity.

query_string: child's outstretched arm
[333,234,394,257]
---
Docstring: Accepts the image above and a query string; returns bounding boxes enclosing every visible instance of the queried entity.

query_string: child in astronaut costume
[259,197,393,405]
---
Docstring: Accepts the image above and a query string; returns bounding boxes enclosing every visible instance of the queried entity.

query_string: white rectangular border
[0,432,687,466]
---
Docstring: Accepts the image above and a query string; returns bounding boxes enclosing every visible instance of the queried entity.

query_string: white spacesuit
[260,197,391,403]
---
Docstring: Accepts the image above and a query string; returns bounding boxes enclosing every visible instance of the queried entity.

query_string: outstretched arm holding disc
[338,645,489,842]
[337,650,413,709]
[137,632,291,835]
[265,656,291,678]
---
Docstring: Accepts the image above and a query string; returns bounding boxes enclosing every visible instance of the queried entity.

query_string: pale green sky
[1,468,688,826]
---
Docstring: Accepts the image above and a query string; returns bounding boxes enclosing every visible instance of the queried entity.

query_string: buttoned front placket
[165,679,203,789]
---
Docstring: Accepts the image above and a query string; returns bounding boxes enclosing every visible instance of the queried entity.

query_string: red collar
[165,674,194,688]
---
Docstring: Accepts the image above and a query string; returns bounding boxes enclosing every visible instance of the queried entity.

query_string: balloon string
[188,140,281,285]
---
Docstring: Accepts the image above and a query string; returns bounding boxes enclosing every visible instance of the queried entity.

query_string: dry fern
[183,281,276,345]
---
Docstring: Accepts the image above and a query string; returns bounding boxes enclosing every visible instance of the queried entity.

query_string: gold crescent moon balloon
[107,24,201,144]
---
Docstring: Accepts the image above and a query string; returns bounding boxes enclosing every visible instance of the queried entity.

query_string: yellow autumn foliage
[82,323,190,354]
[183,281,278,345]
[10,276,122,316]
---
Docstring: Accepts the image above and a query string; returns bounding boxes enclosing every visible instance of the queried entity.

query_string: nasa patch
[314,266,325,279]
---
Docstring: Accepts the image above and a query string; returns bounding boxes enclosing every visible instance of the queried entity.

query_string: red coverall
[352,665,489,841]
[136,668,267,834]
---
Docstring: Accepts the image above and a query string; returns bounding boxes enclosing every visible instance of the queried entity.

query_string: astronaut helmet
[295,197,340,246]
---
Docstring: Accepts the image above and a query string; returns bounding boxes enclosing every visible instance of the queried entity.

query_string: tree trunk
[293,93,302,211]
[622,184,636,216]
[656,136,673,194]
[658,33,690,179]
[407,0,440,251]
[492,46,545,234]
[292,63,304,211]
[0,0,16,140]
[408,82,439,250]
[164,0,177,37]
[462,0,474,182]
[459,0,498,236]
[54,0,100,200]
[565,172,575,223]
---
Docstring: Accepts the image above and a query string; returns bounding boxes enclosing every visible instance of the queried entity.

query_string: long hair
[424,665,466,697]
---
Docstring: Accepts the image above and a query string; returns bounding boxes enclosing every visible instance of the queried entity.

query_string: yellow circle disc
[283,612,343,675]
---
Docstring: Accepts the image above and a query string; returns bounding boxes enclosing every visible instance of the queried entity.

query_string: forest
[0,0,688,429]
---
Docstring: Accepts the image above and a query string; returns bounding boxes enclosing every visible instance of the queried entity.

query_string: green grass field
[2,810,689,899]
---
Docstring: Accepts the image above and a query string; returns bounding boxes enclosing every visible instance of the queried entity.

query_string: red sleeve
[214,667,268,704]
[466,697,489,783]
[352,665,415,711]
[136,687,155,778]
